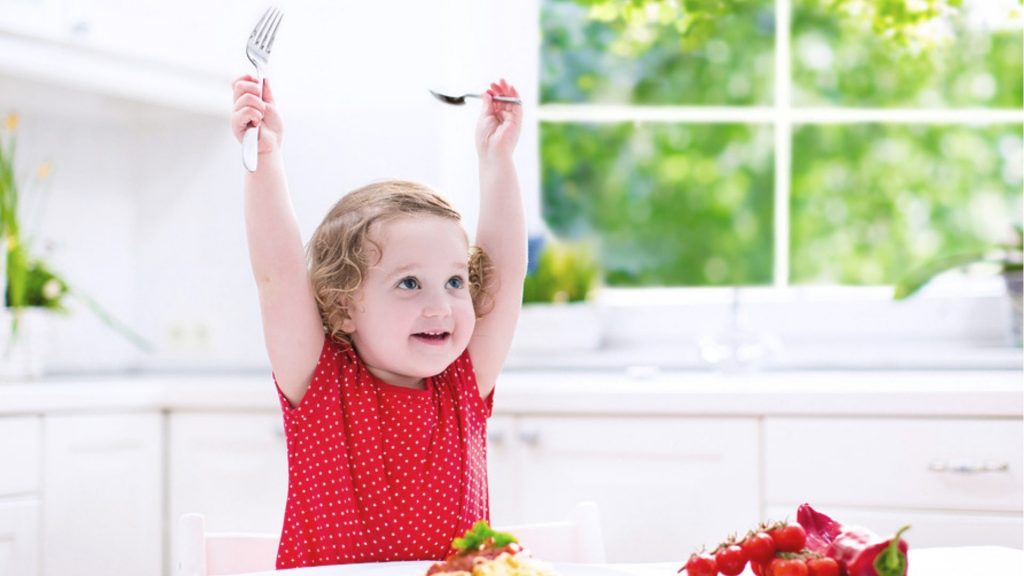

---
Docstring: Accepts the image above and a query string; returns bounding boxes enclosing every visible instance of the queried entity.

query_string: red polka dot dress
[274,336,493,568]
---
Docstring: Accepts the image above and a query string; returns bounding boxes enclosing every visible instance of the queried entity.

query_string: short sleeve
[447,349,493,419]
[274,336,346,419]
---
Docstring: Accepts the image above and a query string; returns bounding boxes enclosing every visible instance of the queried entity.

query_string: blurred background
[0,0,1021,375]
[1,2,1021,573]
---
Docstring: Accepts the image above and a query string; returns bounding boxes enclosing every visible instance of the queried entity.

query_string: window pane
[791,124,1024,284]
[793,0,1024,108]
[541,123,775,286]
[541,0,775,105]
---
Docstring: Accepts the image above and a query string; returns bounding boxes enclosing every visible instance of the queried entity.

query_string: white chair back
[496,501,606,563]
[178,501,606,573]
[177,513,278,576]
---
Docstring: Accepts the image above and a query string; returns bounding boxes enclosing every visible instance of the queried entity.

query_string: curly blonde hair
[307,180,494,344]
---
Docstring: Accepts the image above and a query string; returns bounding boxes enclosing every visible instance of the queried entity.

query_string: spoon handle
[479,94,522,104]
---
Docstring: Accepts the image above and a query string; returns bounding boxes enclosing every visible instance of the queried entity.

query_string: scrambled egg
[435,552,560,576]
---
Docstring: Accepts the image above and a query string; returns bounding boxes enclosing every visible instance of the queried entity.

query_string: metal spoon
[429,90,521,105]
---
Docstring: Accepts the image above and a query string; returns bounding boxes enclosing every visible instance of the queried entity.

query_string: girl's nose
[422,292,451,318]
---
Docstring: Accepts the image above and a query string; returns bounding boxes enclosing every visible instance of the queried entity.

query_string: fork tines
[251,6,283,53]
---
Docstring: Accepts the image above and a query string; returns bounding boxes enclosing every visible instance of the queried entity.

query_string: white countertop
[0,369,1020,418]
[222,547,1024,576]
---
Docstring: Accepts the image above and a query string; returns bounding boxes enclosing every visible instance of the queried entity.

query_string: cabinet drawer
[512,416,761,561]
[168,412,288,536]
[765,505,1023,549]
[765,418,1022,512]
[0,417,41,495]
[0,499,40,576]
[43,413,163,576]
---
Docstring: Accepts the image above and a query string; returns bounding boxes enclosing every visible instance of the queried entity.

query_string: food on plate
[797,503,909,576]
[426,521,559,576]
[678,504,908,576]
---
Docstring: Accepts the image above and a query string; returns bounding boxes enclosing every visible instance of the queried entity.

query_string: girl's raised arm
[468,80,527,399]
[232,76,324,406]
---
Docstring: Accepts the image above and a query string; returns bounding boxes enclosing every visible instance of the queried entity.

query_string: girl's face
[342,215,476,388]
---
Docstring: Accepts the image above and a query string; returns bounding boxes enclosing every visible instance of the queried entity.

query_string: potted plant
[512,234,603,353]
[894,224,1023,347]
[1,113,149,378]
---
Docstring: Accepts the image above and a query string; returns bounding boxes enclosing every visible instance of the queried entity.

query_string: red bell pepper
[796,503,909,576]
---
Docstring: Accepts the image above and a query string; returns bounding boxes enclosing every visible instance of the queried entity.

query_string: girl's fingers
[262,77,276,103]
[232,110,264,143]
[232,75,259,90]
[233,107,262,130]
[232,81,262,103]
[233,93,265,114]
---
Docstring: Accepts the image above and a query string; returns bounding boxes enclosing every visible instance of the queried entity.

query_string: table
[234,547,1023,575]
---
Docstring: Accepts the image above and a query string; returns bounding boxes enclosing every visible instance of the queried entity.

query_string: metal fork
[242,6,283,172]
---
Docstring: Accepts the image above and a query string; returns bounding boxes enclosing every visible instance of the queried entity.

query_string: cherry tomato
[750,561,767,576]
[714,544,747,576]
[742,532,777,564]
[770,523,807,553]
[683,553,718,576]
[768,558,809,576]
[806,557,840,576]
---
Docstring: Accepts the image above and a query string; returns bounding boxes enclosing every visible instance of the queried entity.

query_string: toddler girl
[230,76,525,567]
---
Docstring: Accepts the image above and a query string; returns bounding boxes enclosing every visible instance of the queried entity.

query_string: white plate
[282,560,633,576]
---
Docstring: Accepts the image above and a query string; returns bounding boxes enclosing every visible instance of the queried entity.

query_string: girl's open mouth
[412,331,451,345]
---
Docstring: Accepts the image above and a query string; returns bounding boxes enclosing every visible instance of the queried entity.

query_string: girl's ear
[341,313,355,334]
[338,295,356,334]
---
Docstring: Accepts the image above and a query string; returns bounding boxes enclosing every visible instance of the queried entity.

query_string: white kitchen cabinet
[0,0,250,115]
[0,416,41,496]
[764,417,1024,548]
[0,416,42,576]
[168,412,288,571]
[487,415,760,562]
[42,412,163,576]
[0,499,40,576]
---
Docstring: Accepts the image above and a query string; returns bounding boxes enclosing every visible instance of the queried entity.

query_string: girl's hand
[475,79,522,161]
[231,75,284,154]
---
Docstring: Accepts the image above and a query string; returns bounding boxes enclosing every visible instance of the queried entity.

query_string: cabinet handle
[487,430,505,446]
[517,430,540,447]
[927,460,1009,474]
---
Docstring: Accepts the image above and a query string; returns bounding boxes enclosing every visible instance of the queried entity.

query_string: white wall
[0,0,539,373]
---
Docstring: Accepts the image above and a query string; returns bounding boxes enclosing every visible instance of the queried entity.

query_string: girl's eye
[447,276,465,289]
[398,277,420,290]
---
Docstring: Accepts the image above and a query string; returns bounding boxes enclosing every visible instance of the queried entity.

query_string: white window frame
[523,0,1024,368]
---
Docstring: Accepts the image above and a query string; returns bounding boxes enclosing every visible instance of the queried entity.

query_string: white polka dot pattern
[273,337,493,568]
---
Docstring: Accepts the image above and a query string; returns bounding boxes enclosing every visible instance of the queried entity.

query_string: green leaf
[892,251,989,300]
[873,525,910,576]
[451,520,517,555]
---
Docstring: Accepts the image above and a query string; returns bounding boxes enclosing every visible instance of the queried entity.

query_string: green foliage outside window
[791,124,1023,284]
[793,0,1023,107]
[542,122,775,286]
[540,0,1024,287]
[542,0,774,105]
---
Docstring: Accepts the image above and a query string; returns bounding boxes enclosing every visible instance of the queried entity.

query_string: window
[539,0,1023,289]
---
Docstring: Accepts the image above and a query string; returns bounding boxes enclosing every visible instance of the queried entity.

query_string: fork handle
[242,75,264,172]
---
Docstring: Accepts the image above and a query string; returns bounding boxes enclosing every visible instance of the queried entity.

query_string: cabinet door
[42,413,163,576]
[0,499,40,576]
[486,416,521,525]
[765,418,1023,512]
[168,412,288,562]
[0,0,62,37]
[513,416,760,562]
[63,0,245,77]
[765,504,1023,549]
[0,416,41,496]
